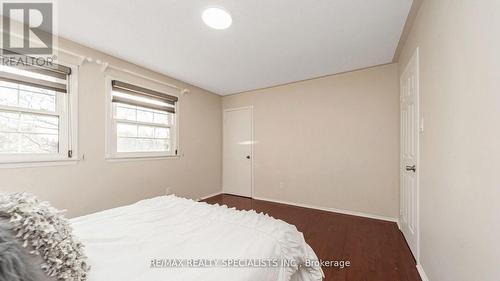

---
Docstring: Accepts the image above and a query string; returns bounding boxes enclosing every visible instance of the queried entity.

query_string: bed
[70,195,324,281]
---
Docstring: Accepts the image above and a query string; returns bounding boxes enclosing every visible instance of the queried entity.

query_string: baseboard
[253,196,399,223]
[198,192,399,224]
[416,264,430,281]
[198,191,223,201]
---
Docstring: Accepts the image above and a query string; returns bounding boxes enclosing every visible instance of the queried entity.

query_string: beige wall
[223,64,400,219]
[398,0,500,280]
[0,37,222,218]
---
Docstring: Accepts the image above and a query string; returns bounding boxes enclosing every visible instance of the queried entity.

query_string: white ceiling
[54,0,412,95]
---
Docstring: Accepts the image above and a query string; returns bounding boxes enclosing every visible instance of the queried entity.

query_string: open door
[400,48,420,260]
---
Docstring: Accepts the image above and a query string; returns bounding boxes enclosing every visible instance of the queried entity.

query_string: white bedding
[71,195,324,281]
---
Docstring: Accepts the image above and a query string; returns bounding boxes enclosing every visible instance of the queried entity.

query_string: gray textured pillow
[0,193,89,281]
[0,218,58,281]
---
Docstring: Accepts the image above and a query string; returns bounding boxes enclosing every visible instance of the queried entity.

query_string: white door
[400,48,420,260]
[223,107,253,197]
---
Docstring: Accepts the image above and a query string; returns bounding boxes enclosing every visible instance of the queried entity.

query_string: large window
[106,80,178,159]
[0,55,77,164]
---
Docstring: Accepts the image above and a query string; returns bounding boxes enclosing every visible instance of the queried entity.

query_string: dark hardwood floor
[202,194,421,281]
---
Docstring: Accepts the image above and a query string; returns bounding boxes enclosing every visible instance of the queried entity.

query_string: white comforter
[71,195,324,281]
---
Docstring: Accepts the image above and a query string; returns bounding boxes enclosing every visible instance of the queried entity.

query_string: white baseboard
[253,196,399,223]
[197,192,398,224]
[198,191,223,201]
[417,264,430,281]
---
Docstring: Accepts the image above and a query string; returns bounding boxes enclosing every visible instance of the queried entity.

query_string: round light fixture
[202,7,232,30]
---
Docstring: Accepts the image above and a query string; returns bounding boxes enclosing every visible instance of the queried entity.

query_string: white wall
[398,0,500,280]
[0,37,222,218]
[223,64,400,219]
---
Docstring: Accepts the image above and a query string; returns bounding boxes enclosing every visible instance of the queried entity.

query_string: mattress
[71,195,324,281]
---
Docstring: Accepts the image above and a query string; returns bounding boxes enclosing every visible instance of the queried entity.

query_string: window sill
[105,154,183,163]
[0,159,79,169]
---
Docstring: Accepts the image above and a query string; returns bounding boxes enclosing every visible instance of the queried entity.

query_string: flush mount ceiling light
[202,7,232,30]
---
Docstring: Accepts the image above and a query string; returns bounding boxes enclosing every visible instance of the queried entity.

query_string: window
[106,80,178,159]
[0,54,77,164]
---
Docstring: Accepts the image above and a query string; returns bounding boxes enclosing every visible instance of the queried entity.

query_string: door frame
[223,106,254,198]
[400,47,420,263]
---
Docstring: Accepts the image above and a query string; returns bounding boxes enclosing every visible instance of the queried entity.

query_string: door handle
[405,165,416,172]
[246,155,251,159]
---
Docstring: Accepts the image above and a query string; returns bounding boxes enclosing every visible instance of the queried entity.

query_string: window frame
[104,76,179,160]
[0,63,79,166]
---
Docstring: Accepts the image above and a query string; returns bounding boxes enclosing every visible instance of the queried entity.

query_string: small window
[0,54,77,164]
[106,80,178,159]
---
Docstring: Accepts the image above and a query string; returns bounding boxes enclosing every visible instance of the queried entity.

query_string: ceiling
[54,0,412,95]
